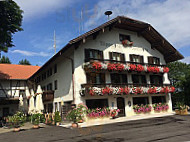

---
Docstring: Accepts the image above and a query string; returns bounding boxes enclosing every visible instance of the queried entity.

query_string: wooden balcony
[80,83,173,96]
[42,90,54,102]
[81,83,170,88]
[84,58,166,67]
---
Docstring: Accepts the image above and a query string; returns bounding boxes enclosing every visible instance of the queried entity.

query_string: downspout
[65,57,75,104]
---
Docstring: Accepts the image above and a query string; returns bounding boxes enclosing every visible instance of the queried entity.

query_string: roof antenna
[105,11,112,20]
[53,30,56,54]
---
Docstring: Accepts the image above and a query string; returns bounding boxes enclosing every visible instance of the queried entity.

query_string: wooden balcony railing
[84,58,166,67]
[81,83,170,88]
[42,90,54,102]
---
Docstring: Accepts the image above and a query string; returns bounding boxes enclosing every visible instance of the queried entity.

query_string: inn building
[29,16,183,117]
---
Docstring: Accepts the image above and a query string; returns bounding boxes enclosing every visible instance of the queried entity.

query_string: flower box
[121,40,133,46]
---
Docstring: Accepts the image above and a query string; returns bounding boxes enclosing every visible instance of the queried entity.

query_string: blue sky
[2,0,190,65]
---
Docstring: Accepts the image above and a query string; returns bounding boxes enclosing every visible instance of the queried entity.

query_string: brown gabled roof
[0,64,40,80]
[30,16,184,79]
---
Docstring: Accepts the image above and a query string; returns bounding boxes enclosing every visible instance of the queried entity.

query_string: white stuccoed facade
[33,27,173,116]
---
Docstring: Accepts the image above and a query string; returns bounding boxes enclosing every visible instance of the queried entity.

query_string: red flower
[133,87,142,94]
[163,67,169,73]
[116,63,124,71]
[107,63,117,71]
[160,87,169,94]
[130,64,136,71]
[148,87,157,94]
[147,66,154,72]
[169,86,175,93]
[122,40,128,46]
[136,64,144,72]
[121,40,133,46]
[92,62,102,70]
[147,66,159,73]
[119,87,124,94]
[123,87,130,95]
[153,67,160,73]
[89,90,95,96]
[102,87,111,95]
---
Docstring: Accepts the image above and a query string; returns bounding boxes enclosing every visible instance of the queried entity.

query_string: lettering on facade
[99,41,114,47]
[99,40,149,52]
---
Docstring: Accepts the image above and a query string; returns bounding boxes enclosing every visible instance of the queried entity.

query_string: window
[111,73,127,84]
[54,80,58,90]
[49,68,52,76]
[132,75,147,84]
[54,64,57,74]
[42,72,46,81]
[19,90,25,96]
[148,57,160,65]
[133,97,149,105]
[47,83,52,90]
[47,68,53,77]
[86,99,108,109]
[119,34,131,41]
[152,96,166,104]
[150,75,163,85]
[42,86,46,91]
[109,52,125,62]
[130,54,144,63]
[85,49,103,62]
[86,73,105,84]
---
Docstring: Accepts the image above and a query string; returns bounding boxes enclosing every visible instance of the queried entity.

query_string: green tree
[19,59,31,65]
[168,61,190,106]
[0,55,11,64]
[0,0,23,52]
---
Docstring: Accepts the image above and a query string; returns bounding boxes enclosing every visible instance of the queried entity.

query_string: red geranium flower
[123,87,130,95]
[148,87,157,94]
[169,86,175,93]
[92,62,102,70]
[136,64,144,72]
[163,67,169,73]
[102,87,111,95]
[160,87,169,94]
[116,63,124,71]
[107,63,117,71]
[89,90,95,96]
[130,64,136,71]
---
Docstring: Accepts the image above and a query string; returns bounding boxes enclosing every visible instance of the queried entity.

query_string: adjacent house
[0,64,40,117]
[29,16,183,117]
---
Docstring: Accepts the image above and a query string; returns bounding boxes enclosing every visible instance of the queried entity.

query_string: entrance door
[3,107,9,117]
[117,97,125,117]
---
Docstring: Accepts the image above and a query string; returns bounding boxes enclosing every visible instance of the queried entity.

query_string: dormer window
[119,34,133,46]
[119,34,131,41]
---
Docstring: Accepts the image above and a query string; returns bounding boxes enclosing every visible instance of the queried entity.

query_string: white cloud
[84,0,190,49]
[11,50,50,57]
[14,0,79,21]
[181,56,190,64]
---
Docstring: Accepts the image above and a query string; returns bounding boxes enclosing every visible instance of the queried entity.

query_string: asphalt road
[1,115,190,142]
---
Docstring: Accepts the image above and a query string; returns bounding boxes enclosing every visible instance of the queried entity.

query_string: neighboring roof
[30,16,184,79]
[0,64,40,80]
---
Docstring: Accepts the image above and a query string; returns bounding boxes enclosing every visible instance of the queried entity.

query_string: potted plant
[31,113,45,129]
[175,102,189,115]
[66,108,80,128]
[54,111,62,126]
[110,109,120,119]
[8,111,26,132]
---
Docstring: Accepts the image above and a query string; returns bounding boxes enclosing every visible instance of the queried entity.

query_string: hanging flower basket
[121,40,133,46]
